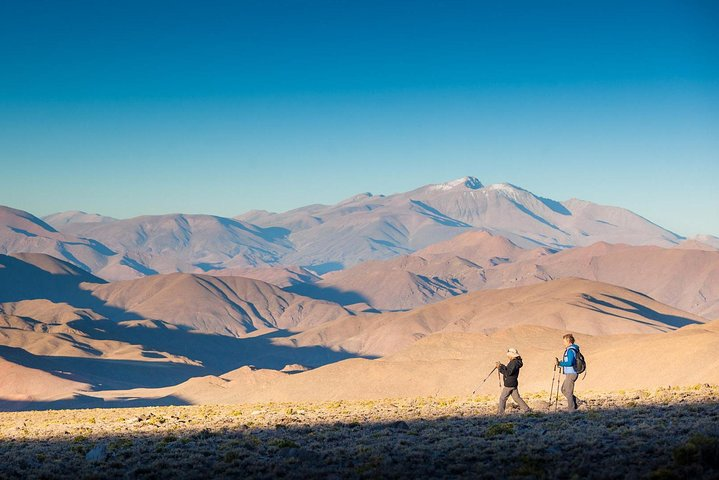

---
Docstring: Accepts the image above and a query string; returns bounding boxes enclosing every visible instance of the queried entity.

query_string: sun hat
[506,348,520,358]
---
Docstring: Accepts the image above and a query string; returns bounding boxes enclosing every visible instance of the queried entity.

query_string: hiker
[497,348,531,414]
[556,333,581,411]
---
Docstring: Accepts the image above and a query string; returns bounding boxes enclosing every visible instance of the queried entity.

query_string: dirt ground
[0,386,718,479]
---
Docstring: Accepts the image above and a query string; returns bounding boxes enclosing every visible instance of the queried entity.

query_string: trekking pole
[472,366,498,395]
[548,364,557,409]
[555,368,561,412]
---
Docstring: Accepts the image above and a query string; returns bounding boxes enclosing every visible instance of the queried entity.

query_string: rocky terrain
[0,386,717,479]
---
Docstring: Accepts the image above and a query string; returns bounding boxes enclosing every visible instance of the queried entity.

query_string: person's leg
[511,388,531,412]
[561,374,578,411]
[569,374,579,410]
[498,387,512,414]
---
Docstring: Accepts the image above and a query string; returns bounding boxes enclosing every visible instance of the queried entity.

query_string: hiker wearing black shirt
[497,348,531,414]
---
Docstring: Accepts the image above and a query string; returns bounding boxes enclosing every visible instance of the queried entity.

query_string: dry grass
[0,386,718,479]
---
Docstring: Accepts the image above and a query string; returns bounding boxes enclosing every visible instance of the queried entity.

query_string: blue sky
[1,1,717,236]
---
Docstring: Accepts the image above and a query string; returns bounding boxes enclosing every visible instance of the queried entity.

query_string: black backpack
[569,346,586,375]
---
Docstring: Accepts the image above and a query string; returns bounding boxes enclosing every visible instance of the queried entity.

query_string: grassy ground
[0,386,718,479]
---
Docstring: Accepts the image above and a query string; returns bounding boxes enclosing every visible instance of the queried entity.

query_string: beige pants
[498,387,530,414]
[562,373,579,411]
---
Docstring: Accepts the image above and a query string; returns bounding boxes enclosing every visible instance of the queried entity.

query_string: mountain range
[302,231,719,318]
[1,176,717,410]
[1,176,692,281]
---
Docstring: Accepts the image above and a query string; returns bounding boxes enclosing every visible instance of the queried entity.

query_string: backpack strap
[563,345,579,370]
[568,345,587,380]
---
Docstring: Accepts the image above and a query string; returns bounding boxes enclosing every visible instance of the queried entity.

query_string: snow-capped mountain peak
[429,176,484,191]
[483,182,529,199]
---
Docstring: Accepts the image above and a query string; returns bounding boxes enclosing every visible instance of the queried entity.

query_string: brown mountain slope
[486,242,719,319]
[206,265,321,288]
[0,356,91,403]
[0,206,149,280]
[415,230,539,261]
[0,300,196,363]
[283,278,707,357]
[86,273,352,336]
[297,239,719,319]
[2,253,351,337]
[297,231,552,310]
[92,319,719,405]
[0,293,356,399]
[0,254,361,401]
[0,253,105,303]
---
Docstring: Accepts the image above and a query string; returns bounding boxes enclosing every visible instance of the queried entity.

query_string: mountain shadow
[284,282,370,306]
[578,293,702,329]
[0,399,716,478]
[0,254,374,399]
[0,318,373,394]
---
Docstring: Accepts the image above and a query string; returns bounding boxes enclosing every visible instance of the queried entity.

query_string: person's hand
[495,361,501,368]
[555,357,560,367]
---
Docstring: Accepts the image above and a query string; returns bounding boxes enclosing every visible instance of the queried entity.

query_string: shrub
[673,434,719,467]
[224,451,240,462]
[647,468,681,480]
[108,438,133,451]
[485,422,515,437]
[514,455,546,478]
[270,438,299,449]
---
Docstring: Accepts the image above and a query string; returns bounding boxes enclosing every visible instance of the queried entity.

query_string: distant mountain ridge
[238,176,683,270]
[307,234,719,319]
[2,176,686,280]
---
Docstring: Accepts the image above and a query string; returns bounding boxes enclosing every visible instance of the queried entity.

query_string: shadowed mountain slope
[299,231,552,310]
[0,254,360,403]
[91,319,719,405]
[484,242,719,319]
[294,238,719,319]
[283,278,707,358]
[87,272,352,336]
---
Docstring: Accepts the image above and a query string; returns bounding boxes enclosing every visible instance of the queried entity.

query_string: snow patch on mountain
[428,176,484,191]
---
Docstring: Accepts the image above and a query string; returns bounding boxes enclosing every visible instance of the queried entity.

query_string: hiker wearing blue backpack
[555,334,584,411]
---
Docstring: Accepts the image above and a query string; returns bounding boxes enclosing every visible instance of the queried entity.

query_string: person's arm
[497,362,507,374]
[504,360,519,376]
[558,348,576,367]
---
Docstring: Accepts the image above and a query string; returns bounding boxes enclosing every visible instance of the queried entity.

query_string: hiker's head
[562,334,575,346]
[506,348,520,359]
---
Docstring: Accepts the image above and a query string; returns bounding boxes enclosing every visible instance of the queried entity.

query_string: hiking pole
[472,366,498,395]
[548,364,557,409]
[555,369,561,413]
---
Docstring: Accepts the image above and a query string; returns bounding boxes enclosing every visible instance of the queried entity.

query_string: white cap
[507,348,520,358]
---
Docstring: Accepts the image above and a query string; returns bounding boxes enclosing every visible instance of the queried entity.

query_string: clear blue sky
[1,1,717,236]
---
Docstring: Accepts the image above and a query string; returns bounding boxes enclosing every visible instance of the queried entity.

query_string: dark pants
[498,387,530,414]
[562,373,579,411]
